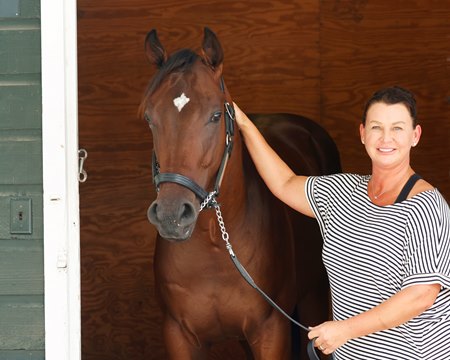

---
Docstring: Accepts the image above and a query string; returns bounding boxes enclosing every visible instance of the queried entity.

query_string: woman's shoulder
[314,172,366,182]
[406,176,448,207]
[404,187,449,222]
[308,173,367,195]
[409,178,435,199]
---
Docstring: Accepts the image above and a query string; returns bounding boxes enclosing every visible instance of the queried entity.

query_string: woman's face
[360,102,422,170]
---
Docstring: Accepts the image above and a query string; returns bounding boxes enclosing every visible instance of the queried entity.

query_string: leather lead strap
[307,338,321,360]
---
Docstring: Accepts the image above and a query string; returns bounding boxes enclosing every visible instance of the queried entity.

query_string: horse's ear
[145,29,167,68]
[201,27,224,76]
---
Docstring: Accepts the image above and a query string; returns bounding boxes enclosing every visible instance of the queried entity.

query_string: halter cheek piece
[152,77,235,206]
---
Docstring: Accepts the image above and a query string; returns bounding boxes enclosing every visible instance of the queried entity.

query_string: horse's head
[141,28,235,242]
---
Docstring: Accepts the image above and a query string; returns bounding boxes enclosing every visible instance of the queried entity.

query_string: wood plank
[0,0,40,18]
[0,350,44,360]
[0,130,42,185]
[0,29,40,75]
[0,295,44,349]
[19,0,40,18]
[0,240,43,295]
[0,75,41,130]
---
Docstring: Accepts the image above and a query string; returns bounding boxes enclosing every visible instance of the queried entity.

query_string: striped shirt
[305,173,450,360]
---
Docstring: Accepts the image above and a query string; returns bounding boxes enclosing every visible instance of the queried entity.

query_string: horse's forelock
[139,49,201,118]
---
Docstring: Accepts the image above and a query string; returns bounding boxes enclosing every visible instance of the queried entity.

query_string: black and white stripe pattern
[306,174,450,360]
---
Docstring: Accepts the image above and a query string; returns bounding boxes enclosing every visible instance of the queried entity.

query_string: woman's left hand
[308,320,351,355]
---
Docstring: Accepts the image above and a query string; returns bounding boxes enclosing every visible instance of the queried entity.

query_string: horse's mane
[139,49,200,118]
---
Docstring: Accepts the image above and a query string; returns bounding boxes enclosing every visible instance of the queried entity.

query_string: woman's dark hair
[362,86,418,127]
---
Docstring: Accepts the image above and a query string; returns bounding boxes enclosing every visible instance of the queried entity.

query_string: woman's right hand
[233,102,250,129]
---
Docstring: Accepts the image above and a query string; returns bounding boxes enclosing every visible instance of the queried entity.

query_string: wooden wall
[320,1,450,191]
[77,1,449,359]
[0,1,44,359]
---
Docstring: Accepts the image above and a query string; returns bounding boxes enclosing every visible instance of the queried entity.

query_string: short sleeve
[305,176,321,218]
[305,174,347,239]
[402,191,450,290]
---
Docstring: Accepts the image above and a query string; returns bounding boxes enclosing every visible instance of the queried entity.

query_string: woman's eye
[210,111,222,123]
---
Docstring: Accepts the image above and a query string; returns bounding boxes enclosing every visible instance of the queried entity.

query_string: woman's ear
[412,124,422,146]
[359,123,365,144]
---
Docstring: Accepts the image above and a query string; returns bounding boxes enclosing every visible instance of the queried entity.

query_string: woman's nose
[381,129,393,142]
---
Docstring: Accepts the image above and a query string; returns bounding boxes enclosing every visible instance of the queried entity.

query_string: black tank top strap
[395,173,422,203]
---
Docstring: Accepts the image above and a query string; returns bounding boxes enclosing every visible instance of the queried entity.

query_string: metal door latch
[78,148,88,183]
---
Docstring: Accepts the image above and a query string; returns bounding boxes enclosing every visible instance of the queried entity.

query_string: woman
[234,86,450,360]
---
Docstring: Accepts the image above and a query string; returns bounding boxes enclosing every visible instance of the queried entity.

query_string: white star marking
[173,93,190,112]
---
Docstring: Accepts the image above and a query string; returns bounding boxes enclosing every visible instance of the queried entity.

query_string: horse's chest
[156,251,266,329]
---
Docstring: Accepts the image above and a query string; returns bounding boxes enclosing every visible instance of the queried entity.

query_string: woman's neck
[369,166,414,202]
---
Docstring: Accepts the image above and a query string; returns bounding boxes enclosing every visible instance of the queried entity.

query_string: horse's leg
[162,316,208,360]
[245,315,291,360]
[239,340,254,359]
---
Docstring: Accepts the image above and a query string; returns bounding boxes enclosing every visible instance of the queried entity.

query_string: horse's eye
[210,111,222,123]
[144,113,153,125]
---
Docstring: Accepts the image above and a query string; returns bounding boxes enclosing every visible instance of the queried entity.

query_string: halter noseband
[151,77,235,206]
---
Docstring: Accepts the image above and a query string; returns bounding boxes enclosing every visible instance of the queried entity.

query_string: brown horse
[141,28,341,359]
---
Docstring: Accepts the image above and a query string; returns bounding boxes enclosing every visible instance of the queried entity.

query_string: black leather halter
[152,77,235,205]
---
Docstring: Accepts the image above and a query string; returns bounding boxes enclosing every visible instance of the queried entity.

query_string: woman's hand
[308,320,351,355]
[308,283,441,355]
[233,102,250,129]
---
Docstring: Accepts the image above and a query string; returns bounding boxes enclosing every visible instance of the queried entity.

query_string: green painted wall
[0,0,44,359]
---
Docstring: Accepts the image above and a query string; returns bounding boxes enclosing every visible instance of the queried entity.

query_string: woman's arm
[308,283,441,355]
[234,103,314,217]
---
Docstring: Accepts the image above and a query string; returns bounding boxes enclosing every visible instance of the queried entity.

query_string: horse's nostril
[179,202,196,225]
[147,200,196,228]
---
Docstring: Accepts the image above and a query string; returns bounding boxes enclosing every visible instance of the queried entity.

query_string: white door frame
[41,0,81,359]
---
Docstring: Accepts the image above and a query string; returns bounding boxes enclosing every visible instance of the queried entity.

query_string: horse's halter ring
[150,78,320,360]
[151,77,234,207]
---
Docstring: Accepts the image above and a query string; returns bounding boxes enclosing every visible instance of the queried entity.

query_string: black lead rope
[229,255,309,332]
[229,254,321,360]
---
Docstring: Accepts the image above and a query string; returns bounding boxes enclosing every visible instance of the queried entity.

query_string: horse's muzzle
[147,199,198,241]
